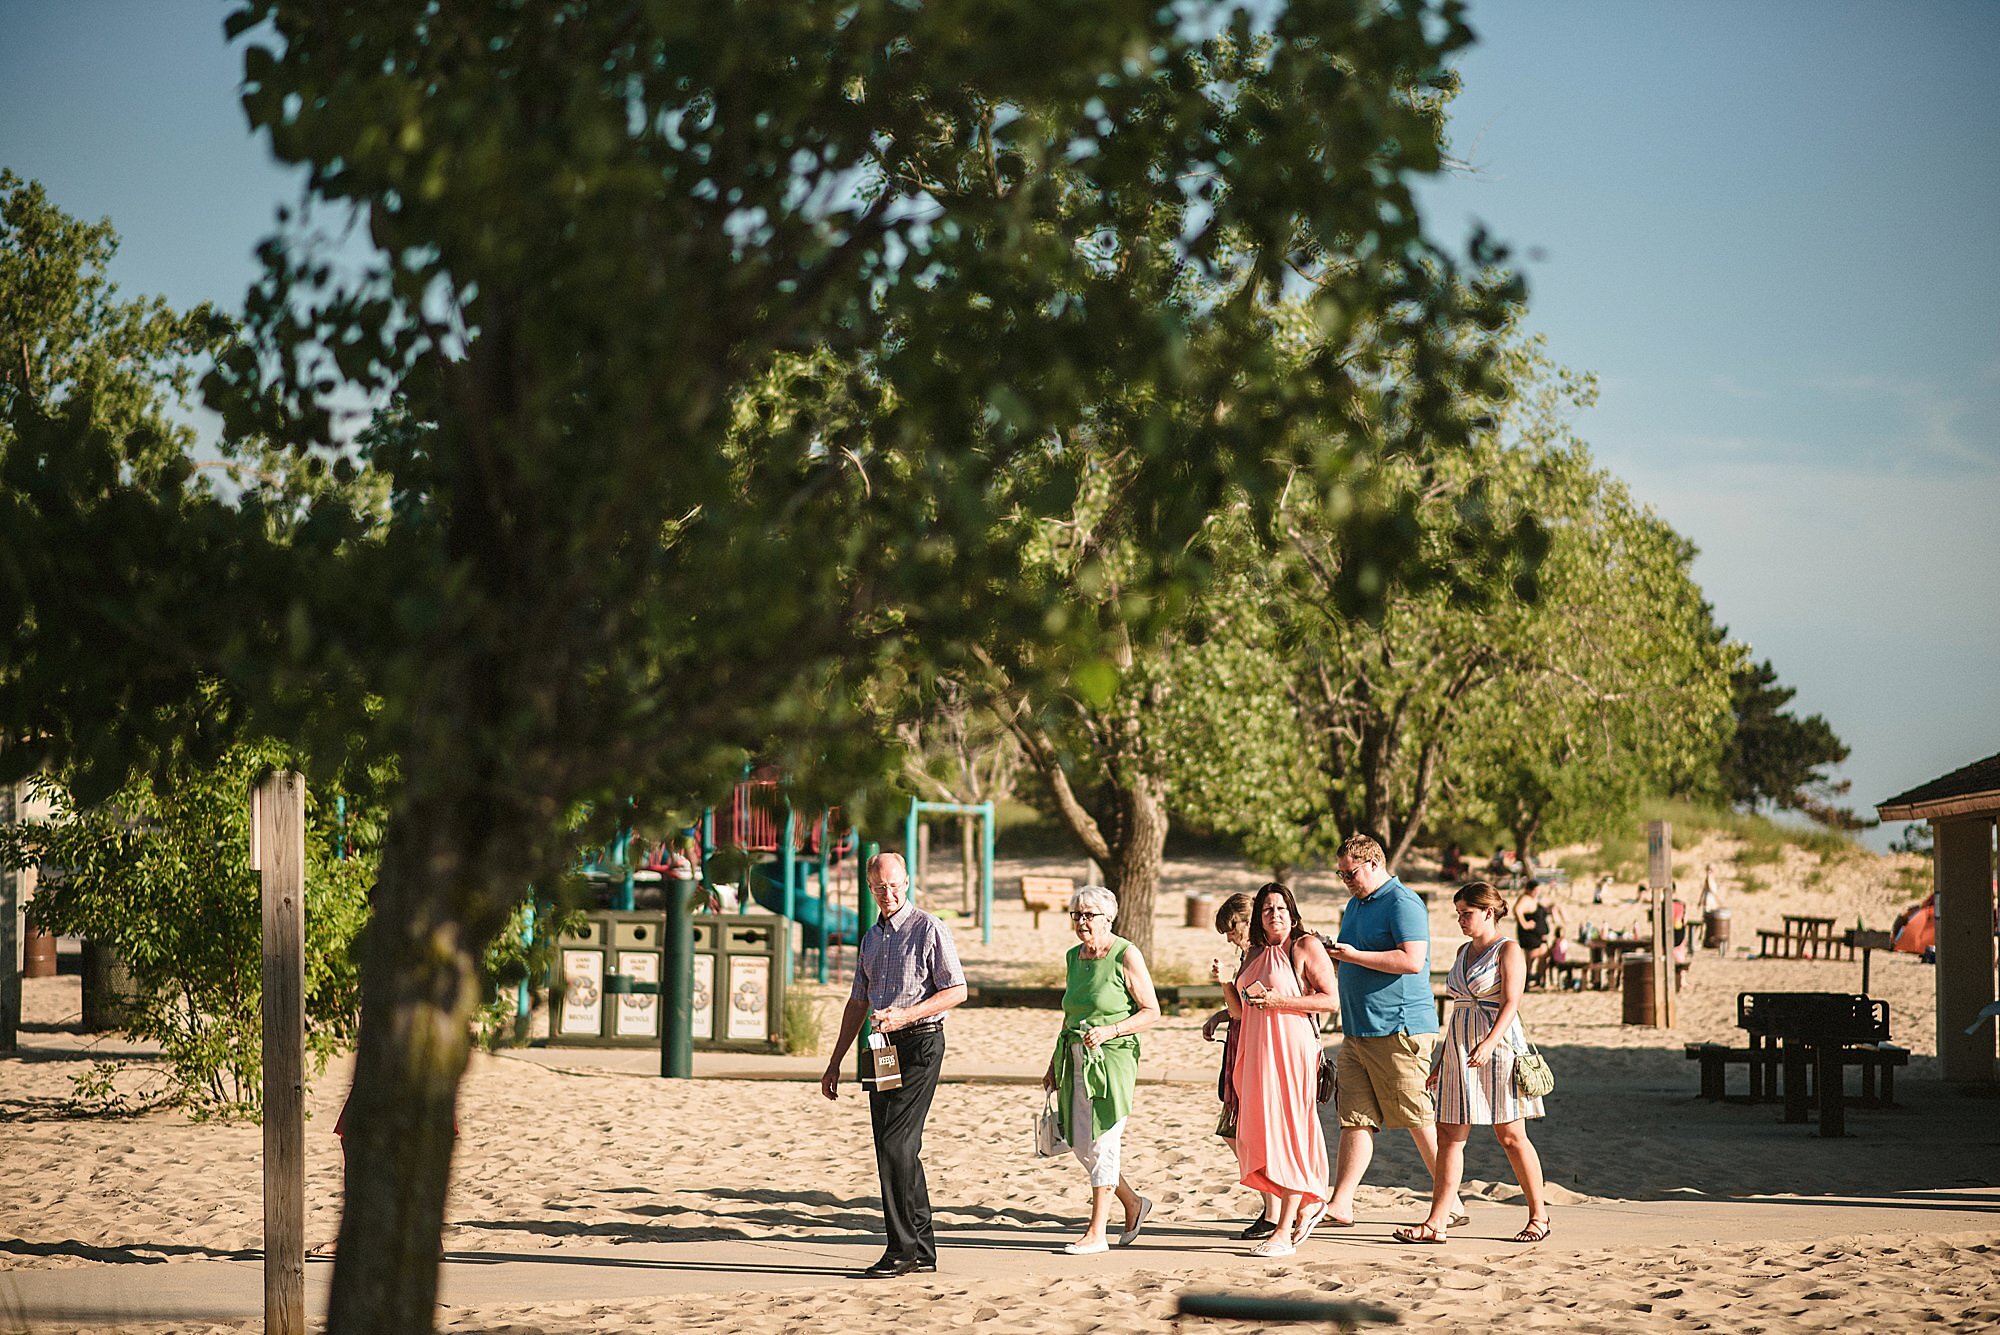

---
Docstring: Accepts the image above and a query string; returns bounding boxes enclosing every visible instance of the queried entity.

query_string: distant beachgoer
[1043,885,1161,1255]
[1441,842,1469,882]
[1514,880,1560,988]
[1204,892,1279,1238]
[1395,882,1550,1246]
[1224,881,1335,1257]
[1700,864,1722,915]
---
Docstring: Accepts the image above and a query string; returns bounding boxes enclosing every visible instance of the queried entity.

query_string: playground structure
[546,772,997,1056]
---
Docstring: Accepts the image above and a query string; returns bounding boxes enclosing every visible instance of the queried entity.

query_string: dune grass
[1560,797,1859,885]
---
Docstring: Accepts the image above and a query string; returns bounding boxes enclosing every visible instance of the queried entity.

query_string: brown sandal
[1391,1222,1448,1245]
[1513,1216,1552,1243]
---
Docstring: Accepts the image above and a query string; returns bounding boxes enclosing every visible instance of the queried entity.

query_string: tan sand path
[4,840,1993,1333]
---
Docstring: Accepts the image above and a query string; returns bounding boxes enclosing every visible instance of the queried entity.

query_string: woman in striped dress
[1393,882,1551,1245]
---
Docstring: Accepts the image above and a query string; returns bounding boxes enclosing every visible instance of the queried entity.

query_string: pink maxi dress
[1231,942,1329,1201]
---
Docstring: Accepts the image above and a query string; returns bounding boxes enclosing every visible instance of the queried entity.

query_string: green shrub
[2,746,375,1118]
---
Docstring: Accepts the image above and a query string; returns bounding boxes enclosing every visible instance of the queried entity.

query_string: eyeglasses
[1068,911,1106,922]
[1336,864,1373,885]
[868,880,907,893]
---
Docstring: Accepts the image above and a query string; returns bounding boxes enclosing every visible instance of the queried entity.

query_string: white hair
[1068,884,1117,920]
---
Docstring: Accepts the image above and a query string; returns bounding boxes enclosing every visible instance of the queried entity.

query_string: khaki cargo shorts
[1333,1031,1439,1130]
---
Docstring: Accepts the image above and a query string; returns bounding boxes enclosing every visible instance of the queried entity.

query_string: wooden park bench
[1019,874,1074,929]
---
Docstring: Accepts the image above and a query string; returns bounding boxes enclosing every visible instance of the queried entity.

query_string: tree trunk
[326,798,513,1333]
[1104,774,1168,959]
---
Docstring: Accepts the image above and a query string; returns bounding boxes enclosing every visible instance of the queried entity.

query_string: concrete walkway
[8,1186,1997,1325]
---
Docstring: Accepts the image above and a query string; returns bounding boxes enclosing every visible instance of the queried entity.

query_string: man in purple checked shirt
[822,851,967,1279]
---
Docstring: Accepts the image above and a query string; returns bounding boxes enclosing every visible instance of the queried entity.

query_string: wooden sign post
[252,771,306,1335]
[1646,820,1675,1029]
[1,778,18,1055]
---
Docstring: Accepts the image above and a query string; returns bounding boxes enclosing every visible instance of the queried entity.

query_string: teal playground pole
[612,820,635,911]
[859,840,880,938]
[816,812,832,984]
[661,874,697,1078]
[903,800,920,901]
[779,806,797,986]
[979,800,995,945]
[516,898,536,1038]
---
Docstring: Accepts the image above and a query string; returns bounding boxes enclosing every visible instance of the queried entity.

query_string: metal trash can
[551,909,782,1053]
[1703,907,1731,953]
[23,925,57,979]
[1185,893,1219,929]
[708,917,783,1051]
[1620,951,1655,1026]
[550,916,610,1042]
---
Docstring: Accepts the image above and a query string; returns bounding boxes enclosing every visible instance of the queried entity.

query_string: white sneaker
[1062,1239,1110,1255]
[1250,1236,1296,1258]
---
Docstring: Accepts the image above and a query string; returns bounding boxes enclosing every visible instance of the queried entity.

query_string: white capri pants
[1068,1044,1127,1188]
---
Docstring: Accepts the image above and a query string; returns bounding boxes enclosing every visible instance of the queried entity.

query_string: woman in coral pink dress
[1224,882,1336,1257]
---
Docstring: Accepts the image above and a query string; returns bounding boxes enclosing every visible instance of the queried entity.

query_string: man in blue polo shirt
[1325,833,1463,1228]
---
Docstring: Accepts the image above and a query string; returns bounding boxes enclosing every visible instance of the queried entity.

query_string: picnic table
[1571,934,1651,990]
[1683,991,1907,1136]
[1756,914,1854,960]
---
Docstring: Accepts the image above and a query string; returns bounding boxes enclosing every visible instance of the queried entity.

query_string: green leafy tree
[0,743,373,1116]
[1266,340,1731,867]
[1719,658,1858,826]
[5,3,1520,1326]
[0,170,225,476]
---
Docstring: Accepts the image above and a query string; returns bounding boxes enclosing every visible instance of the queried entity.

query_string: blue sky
[3,2,1995,846]
[1419,2,2000,845]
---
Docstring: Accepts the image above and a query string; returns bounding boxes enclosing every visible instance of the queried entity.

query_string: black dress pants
[868,1025,945,1263]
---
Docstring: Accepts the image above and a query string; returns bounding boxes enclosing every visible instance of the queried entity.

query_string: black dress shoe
[861,1256,933,1278]
[1237,1217,1279,1240]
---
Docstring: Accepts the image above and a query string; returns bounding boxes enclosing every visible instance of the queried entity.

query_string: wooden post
[253,771,307,1335]
[1646,820,1674,1029]
[1,778,18,1055]
[1935,815,1999,1082]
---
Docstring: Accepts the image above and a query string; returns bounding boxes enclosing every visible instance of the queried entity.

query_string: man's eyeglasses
[1336,864,1374,885]
[868,880,907,893]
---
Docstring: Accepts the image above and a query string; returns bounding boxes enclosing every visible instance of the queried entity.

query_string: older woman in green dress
[1041,885,1162,1255]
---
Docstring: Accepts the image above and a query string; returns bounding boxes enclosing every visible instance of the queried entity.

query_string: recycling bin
[550,909,783,1053]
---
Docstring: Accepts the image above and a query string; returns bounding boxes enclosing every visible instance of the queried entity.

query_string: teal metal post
[979,800,995,945]
[612,821,635,911]
[815,812,832,984]
[903,800,920,902]
[515,898,536,1039]
[779,807,797,986]
[855,838,879,1083]
[660,874,697,1078]
[859,840,880,937]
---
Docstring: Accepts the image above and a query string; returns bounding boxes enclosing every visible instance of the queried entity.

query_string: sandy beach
[3,837,1996,1333]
